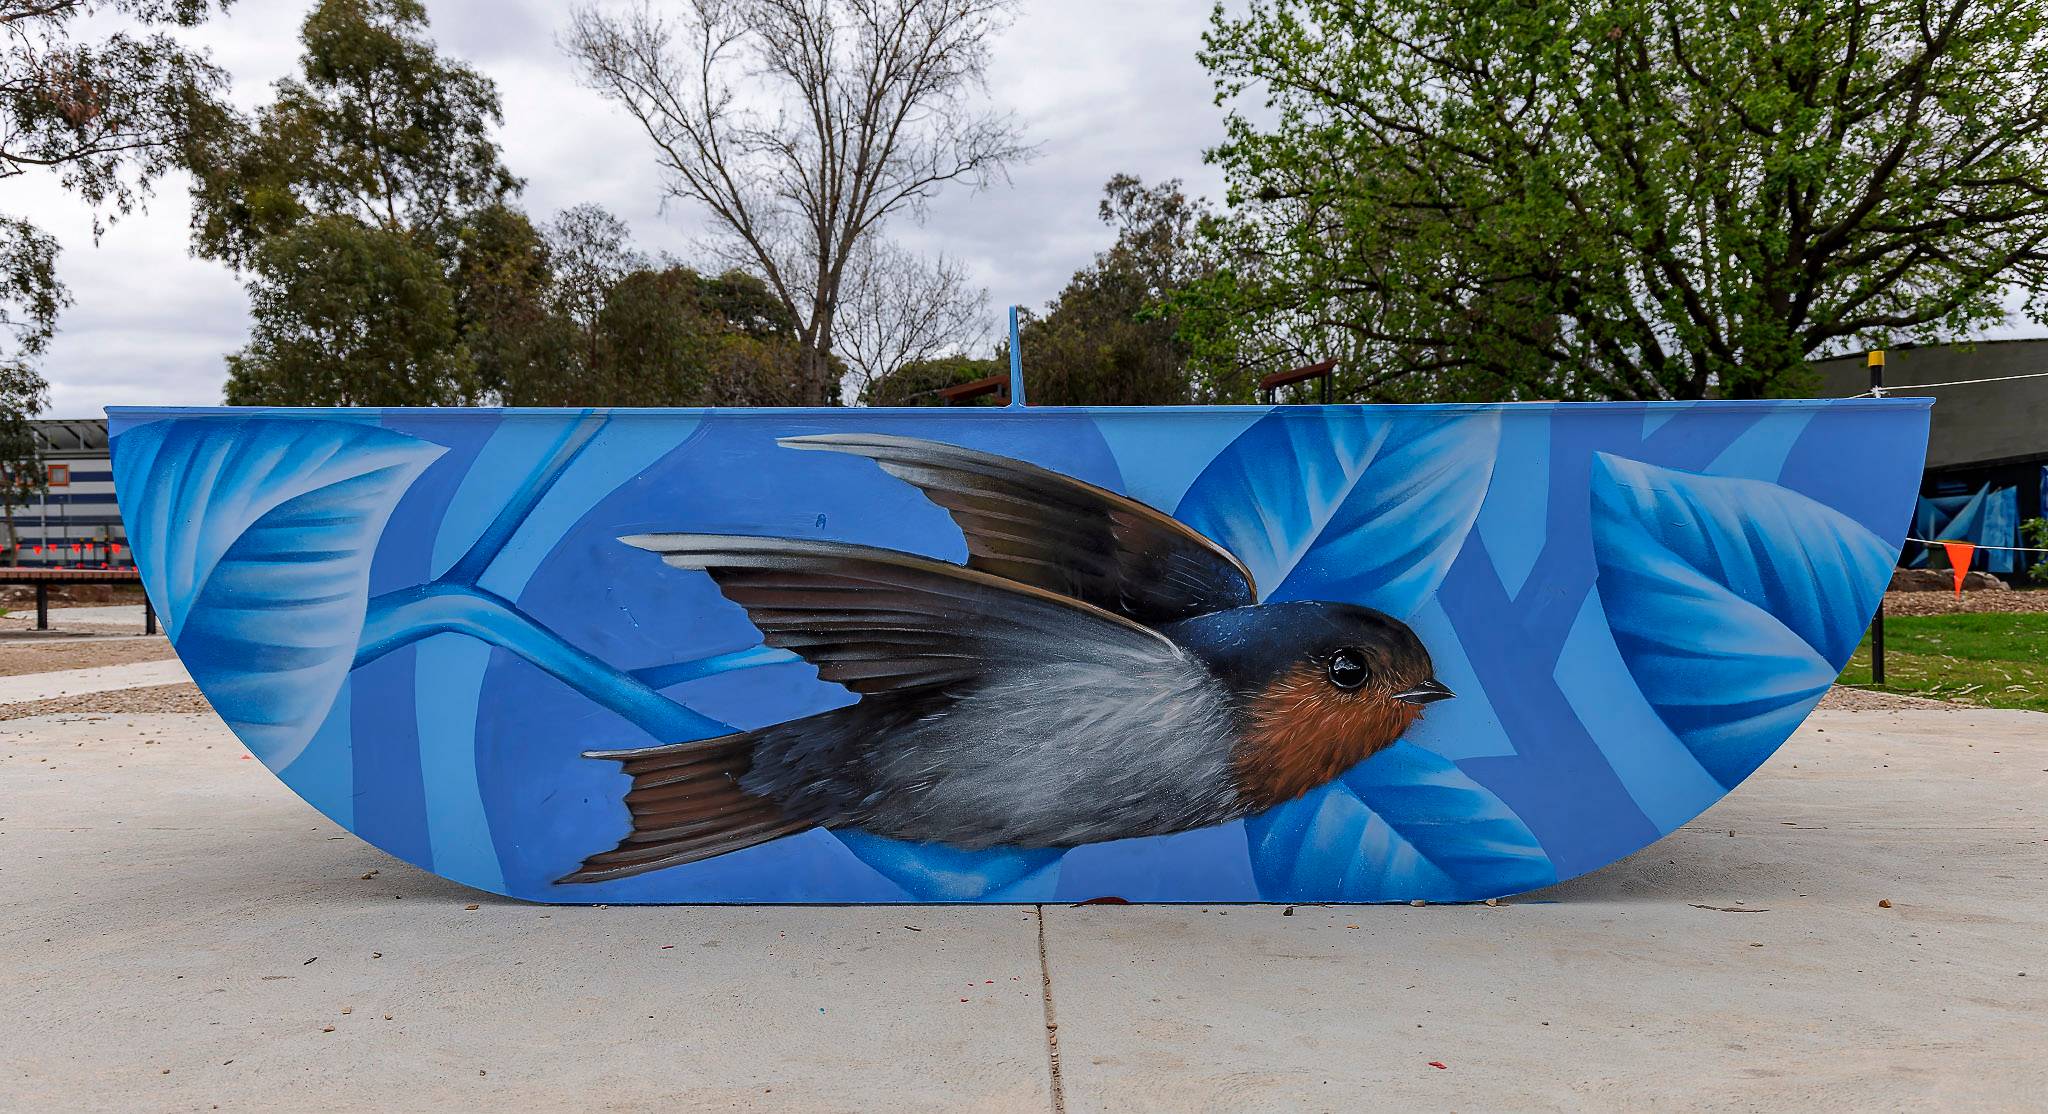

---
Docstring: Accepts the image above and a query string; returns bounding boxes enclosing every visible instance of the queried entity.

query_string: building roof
[1812,340,2048,471]
[30,418,109,458]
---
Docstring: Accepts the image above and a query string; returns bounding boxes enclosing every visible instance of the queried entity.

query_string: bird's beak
[1396,678,1455,706]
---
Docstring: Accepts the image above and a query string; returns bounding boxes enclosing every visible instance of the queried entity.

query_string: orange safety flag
[1942,541,1977,597]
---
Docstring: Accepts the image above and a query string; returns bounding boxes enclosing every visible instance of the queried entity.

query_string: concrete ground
[2,664,2044,1112]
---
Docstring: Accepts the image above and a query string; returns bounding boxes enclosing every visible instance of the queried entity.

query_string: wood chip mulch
[1818,685,1958,712]
[1880,589,2048,617]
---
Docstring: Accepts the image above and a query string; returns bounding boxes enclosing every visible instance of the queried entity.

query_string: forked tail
[558,731,811,884]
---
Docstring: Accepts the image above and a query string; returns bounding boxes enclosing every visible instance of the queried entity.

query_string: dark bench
[0,567,157,634]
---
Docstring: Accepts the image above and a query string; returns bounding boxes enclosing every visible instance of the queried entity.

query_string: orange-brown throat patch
[1232,662,1423,810]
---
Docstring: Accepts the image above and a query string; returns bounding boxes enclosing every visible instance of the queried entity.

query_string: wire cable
[1850,369,2048,397]
[1904,537,2048,553]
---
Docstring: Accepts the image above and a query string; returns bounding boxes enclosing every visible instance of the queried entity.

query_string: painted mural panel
[108,400,1930,903]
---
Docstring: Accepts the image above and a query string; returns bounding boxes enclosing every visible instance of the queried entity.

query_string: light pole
[1869,348,1886,687]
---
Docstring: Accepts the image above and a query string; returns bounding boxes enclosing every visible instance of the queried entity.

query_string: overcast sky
[16,0,1233,416]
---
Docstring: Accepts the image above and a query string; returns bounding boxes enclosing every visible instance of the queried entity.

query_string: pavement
[0,657,190,703]
[1,665,2044,1112]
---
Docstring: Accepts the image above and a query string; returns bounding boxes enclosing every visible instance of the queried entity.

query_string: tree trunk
[798,342,834,406]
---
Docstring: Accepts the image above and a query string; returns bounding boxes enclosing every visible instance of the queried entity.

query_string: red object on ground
[1428,1061,1448,1070]
[1942,541,1977,596]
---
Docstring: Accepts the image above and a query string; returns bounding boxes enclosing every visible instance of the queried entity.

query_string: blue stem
[356,584,728,742]
[350,412,779,745]
[631,645,802,688]
[443,413,606,588]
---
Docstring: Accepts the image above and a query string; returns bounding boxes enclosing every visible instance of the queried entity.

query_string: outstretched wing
[622,533,1181,695]
[779,433,1256,625]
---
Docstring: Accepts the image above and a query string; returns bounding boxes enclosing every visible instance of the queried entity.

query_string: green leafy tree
[0,362,48,556]
[860,354,1004,406]
[546,203,646,332]
[2023,518,2048,585]
[492,256,811,408]
[1197,0,2048,401]
[0,221,60,526]
[222,216,470,405]
[581,267,808,407]
[453,202,562,404]
[187,0,518,404]
[2,0,231,508]
[1019,175,1217,405]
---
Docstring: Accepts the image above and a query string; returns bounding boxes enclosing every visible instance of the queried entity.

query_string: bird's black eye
[1328,648,1371,690]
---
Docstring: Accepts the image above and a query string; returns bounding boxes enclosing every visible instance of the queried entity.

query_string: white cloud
[24,0,1233,416]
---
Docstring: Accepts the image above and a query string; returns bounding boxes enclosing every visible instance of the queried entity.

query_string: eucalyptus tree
[188,0,518,405]
[1,0,231,492]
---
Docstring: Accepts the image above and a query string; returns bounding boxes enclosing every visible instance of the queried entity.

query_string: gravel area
[1881,588,2048,616]
[0,682,209,720]
[0,636,175,677]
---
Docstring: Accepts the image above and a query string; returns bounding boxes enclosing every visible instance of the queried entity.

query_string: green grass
[1838,612,2048,711]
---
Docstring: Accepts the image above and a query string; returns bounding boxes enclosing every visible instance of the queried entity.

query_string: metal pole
[1869,348,1886,687]
[1007,306,1025,407]
[36,581,47,630]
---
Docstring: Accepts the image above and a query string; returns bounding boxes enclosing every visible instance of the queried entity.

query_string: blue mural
[1912,484,2020,573]
[108,400,1930,903]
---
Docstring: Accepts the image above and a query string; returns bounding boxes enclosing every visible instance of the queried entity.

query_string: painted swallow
[563,433,1451,883]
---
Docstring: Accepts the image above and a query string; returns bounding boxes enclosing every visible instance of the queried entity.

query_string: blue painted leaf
[833,830,1062,902]
[1244,743,1556,902]
[1590,454,1894,787]
[114,418,444,767]
[1181,408,1512,900]
[1176,408,1500,615]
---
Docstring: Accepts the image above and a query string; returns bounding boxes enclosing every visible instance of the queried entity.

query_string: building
[1814,339,2048,579]
[8,418,128,568]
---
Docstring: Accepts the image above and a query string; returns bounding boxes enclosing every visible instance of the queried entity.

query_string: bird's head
[1166,601,1452,810]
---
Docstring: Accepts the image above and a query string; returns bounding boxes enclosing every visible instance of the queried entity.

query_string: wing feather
[779,433,1256,623]
[623,533,1180,695]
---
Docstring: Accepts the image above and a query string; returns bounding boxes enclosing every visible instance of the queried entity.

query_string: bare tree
[564,0,1029,405]
[837,235,987,399]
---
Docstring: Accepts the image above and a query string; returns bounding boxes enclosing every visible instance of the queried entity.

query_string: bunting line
[1904,536,2048,553]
